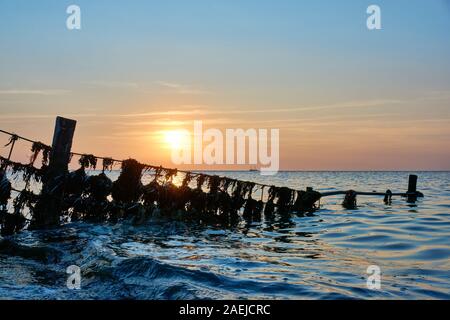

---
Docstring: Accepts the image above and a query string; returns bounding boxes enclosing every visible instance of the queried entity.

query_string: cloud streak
[112,98,405,118]
[0,89,70,96]
[155,81,210,95]
[83,81,140,88]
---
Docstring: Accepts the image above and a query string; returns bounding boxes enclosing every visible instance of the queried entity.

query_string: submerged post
[406,174,418,203]
[31,117,77,229]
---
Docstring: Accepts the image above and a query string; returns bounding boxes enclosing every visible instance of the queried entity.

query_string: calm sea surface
[1,171,449,299]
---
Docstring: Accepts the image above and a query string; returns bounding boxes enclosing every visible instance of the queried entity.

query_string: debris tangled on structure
[0,118,424,236]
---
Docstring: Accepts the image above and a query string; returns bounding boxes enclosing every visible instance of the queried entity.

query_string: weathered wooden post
[406,174,418,203]
[31,117,76,229]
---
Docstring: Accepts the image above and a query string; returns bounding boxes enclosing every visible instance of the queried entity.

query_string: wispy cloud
[155,81,210,95]
[111,99,405,118]
[0,89,70,96]
[83,81,140,88]
[218,99,405,115]
[0,98,407,123]
[116,109,205,117]
[420,90,450,101]
[0,113,97,120]
[117,120,190,127]
[82,80,209,94]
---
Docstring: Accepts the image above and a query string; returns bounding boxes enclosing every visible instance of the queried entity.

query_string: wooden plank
[320,190,408,197]
[31,117,77,229]
[320,174,423,199]
[407,174,418,203]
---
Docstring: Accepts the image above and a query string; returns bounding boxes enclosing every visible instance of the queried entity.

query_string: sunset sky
[0,0,449,170]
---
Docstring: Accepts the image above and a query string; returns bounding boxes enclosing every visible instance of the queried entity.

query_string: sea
[1,171,449,299]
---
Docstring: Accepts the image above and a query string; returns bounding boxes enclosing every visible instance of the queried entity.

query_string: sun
[163,130,190,150]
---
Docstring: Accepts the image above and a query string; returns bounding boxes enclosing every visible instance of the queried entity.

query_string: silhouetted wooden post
[406,174,418,203]
[31,117,76,229]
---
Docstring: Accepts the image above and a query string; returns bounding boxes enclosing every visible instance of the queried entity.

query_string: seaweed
[196,175,206,190]
[0,211,26,236]
[175,187,191,212]
[276,187,295,214]
[13,189,38,215]
[164,168,178,182]
[65,167,87,197]
[0,156,44,184]
[158,182,181,214]
[1,189,37,236]
[85,173,113,201]
[30,142,51,167]
[230,181,245,212]
[207,175,221,194]
[0,171,11,209]
[243,197,257,220]
[142,180,161,206]
[253,200,264,220]
[263,186,277,218]
[204,176,221,215]
[342,190,357,209]
[216,190,232,217]
[242,182,263,221]
[292,188,322,213]
[111,159,145,203]
[79,154,98,170]
[78,198,112,222]
[181,172,192,188]
[187,178,208,217]
[102,158,115,172]
[384,189,392,205]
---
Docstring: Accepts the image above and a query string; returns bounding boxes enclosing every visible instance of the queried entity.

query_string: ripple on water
[375,242,417,251]
[349,234,391,243]
[407,248,450,261]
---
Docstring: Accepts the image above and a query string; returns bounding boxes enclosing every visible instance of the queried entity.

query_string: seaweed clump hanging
[112,159,145,203]
[86,173,113,202]
[292,188,322,214]
[186,175,208,218]
[79,154,98,170]
[75,173,114,222]
[243,184,264,222]
[342,190,357,209]
[0,157,45,185]
[276,187,295,214]
[0,170,11,210]
[30,142,51,167]
[65,167,87,198]
[1,189,37,236]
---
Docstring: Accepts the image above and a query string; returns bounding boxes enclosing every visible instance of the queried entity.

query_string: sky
[0,0,449,170]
